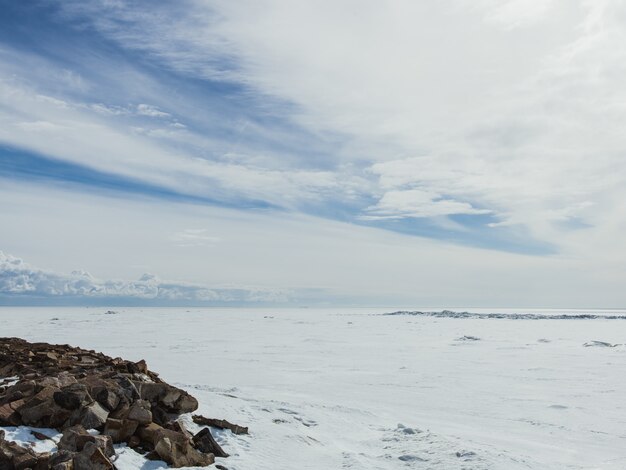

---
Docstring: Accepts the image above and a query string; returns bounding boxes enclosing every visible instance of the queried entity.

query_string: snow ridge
[383,310,626,320]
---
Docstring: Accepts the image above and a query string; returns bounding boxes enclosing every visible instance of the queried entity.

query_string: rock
[0,398,25,425]
[127,399,152,425]
[31,430,52,441]
[192,415,249,435]
[93,387,120,412]
[164,420,192,440]
[19,390,64,427]
[58,425,90,452]
[72,441,115,470]
[174,394,198,413]
[75,435,115,458]
[192,428,229,457]
[54,384,91,410]
[49,450,74,469]
[0,430,47,470]
[128,435,141,449]
[103,418,138,443]
[133,382,198,414]
[136,422,166,446]
[58,426,116,458]
[0,337,236,468]
[155,436,215,468]
[78,402,109,430]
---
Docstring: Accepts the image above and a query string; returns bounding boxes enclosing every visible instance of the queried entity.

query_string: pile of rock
[0,337,239,469]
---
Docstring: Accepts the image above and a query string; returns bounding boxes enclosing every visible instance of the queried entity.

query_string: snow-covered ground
[2,307,626,469]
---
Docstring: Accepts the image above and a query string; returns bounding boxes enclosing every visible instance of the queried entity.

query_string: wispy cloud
[171,229,221,247]
[34,0,626,249]
[2,1,626,305]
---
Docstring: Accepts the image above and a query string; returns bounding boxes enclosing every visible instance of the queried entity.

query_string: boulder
[0,337,233,468]
[103,418,138,443]
[72,441,115,470]
[127,399,152,425]
[155,436,215,468]
[193,428,229,457]
[192,415,249,435]
[54,384,91,410]
[1,430,47,470]
[75,435,115,458]
[136,422,165,446]
[58,425,90,452]
[78,402,109,430]
[93,387,120,412]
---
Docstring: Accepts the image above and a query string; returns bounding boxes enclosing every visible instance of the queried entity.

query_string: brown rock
[128,435,141,449]
[75,435,115,458]
[58,425,90,452]
[93,387,120,412]
[72,441,115,470]
[103,418,138,443]
[136,422,165,446]
[192,415,249,435]
[0,399,24,425]
[0,431,46,470]
[78,402,109,430]
[127,399,152,425]
[192,427,229,457]
[19,397,61,427]
[54,384,91,410]
[155,436,215,468]
[49,449,74,469]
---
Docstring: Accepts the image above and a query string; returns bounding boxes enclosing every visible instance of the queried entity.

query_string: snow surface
[2,307,626,469]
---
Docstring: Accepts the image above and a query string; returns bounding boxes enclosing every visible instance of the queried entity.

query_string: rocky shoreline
[0,337,244,469]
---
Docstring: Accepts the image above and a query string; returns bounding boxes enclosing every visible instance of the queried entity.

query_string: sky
[1,0,625,307]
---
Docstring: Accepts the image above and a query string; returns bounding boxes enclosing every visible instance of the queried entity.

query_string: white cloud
[171,229,221,247]
[362,189,490,220]
[3,1,626,306]
[47,0,624,244]
[0,251,287,304]
[2,180,626,307]
[136,103,170,118]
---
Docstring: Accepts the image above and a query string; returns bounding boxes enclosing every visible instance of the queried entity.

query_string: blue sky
[1,0,625,306]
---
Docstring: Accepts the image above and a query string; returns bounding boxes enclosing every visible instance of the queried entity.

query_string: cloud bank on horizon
[0,252,289,306]
[1,0,625,306]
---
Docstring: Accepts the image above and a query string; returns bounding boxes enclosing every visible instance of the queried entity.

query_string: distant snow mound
[583,340,622,347]
[383,310,626,320]
[455,335,481,341]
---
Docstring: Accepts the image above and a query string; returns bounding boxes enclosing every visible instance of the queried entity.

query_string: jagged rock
[155,435,215,468]
[0,399,25,426]
[136,422,165,446]
[0,337,236,468]
[164,421,192,440]
[57,425,115,457]
[58,425,90,452]
[103,418,138,443]
[49,450,74,469]
[192,428,229,457]
[127,399,152,425]
[54,384,91,410]
[133,382,198,414]
[128,435,141,449]
[192,415,249,435]
[72,442,115,470]
[18,386,63,426]
[75,435,115,458]
[77,402,109,430]
[0,429,47,470]
[93,387,120,412]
